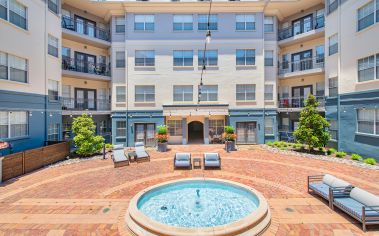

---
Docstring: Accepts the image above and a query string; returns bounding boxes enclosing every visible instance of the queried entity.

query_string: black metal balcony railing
[278,15,325,41]
[61,16,110,42]
[61,98,111,111]
[62,57,111,77]
[278,57,324,76]
[278,96,325,109]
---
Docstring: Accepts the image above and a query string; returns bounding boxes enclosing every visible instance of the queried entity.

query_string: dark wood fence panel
[1,142,70,182]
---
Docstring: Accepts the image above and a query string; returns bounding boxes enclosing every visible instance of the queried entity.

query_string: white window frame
[264,16,274,32]
[0,0,28,30]
[48,79,59,101]
[173,50,193,67]
[357,1,376,32]
[134,14,154,31]
[115,51,125,68]
[235,14,256,31]
[135,85,155,103]
[198,50,218,67]
[0,111,28,139]
[265,117,274,135]
[48,123,60,141]
[358,54,378,82]
[173,85,193,102]
[115,16,125,33]
[173,14,193,31]
[236,84,256,101]
[264,50,274,66]
[328,34,338,56]
[135,50,155,67]
[200,85,218,102]
[115,120,126,142]
[115,86,126,103]
[167,120,182,136]
[356,108,379,136]
[48,35,59,58]
[47,0,59,15]
[236,49,256,66]
[264,84,274,101]
[0,51,28,83]
[328,77,338,97]
[198,14,218,31]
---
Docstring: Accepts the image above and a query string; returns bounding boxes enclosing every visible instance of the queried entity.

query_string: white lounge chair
[174,153,191,169]
[111,144,129,168]
[134,142,150,162]
[204,153,221,169]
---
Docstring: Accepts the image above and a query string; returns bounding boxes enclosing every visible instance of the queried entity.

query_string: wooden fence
[1,142,70,182]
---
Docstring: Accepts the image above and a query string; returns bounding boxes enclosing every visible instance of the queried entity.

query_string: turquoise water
[137,180,259,228]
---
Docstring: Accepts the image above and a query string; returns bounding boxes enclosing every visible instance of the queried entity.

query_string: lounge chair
[111,144,129,168]
[203,153,221,169]
[308,174,352,208]
[331,187,379,231]
[134,142,150,162]
[174,153,191,169]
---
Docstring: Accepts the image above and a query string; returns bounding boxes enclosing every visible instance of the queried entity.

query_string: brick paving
[0,144,378,236]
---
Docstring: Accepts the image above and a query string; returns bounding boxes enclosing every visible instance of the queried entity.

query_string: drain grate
[103,208,110,213]
[285,207,295,212]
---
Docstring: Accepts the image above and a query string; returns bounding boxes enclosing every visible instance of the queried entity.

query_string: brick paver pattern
[0,144,378,236]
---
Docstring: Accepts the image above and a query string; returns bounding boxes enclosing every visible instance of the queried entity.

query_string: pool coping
[126,177,271,236]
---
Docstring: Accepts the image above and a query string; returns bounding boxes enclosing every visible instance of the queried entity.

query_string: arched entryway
[188,121,204,144]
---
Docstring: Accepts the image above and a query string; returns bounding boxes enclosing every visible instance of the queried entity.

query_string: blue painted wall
[0,90,62,155]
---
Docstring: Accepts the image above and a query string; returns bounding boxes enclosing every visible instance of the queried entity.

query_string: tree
[72,114,105,156]
[293,94,330,151]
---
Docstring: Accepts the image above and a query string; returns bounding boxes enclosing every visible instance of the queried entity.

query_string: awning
[163,104,229,116]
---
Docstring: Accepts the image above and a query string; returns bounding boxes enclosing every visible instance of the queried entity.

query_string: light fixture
[29,112,32,117]
[49,113,52,117]
[206,30,211,44]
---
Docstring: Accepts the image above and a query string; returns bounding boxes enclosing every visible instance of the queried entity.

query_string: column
[203,117,209,144]
[182,117,187,145]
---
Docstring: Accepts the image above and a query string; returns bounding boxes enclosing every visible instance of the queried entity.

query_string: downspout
[262,0,270,144]
[44,0,48,144]
[124,9,129,147]
[337,1,341,151]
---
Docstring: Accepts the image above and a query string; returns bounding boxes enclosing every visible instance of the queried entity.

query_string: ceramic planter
[157,142,168,152]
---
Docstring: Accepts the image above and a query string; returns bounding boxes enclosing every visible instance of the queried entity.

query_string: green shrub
[327,148,337,155]
[224,126,235,134]
[267,141,274,146]
[335,152,346,158]
[273,141,280,147]
[363,158,377,165]
[157,125,168,135]
[351,154,362,161]
[72,114,105,157]
[105,143,113,149]
[294,143,303,149]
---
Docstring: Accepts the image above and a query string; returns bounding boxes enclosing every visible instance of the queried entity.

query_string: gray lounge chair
[111,144,129,168]
[134,142,150,162]
[174,153,191,169]
[203,153,221,169]
[331,187,379,231]
[308,174,352,208]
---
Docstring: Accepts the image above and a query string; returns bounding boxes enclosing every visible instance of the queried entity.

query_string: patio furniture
[128,152,137,162]
[111,144,129,168]
[331,187,379,231]
[174,153,191,169]
[134,142,150,162]
[203,153,221,169]
[308,174,352,208]
[193,157,202,169]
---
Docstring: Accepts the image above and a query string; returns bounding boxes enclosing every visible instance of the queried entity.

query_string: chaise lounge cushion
[334,197,379,219]
[350,187,379,208]
[175,153,190,167]
[204,153,220,167]
[205,153,219,161]
[113,144,124,150]
[113,149,128,162]
[309,183,330,198]
[322,174,351,188]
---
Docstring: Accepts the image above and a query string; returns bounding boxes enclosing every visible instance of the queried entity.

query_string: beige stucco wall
[62,38,110,63]
[278,74,324,97]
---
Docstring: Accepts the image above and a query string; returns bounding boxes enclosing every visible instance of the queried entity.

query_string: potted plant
[156,125,169,152]
[223,126,237,151]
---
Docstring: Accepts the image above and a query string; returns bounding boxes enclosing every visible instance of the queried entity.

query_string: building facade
[1,0,378,160]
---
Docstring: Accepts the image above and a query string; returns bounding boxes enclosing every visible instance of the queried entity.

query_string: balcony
[278,15,324,47]
[61,98,111,115]
[278,57,324,79]
[278,96,325,112]
[61,16,111,49]
[62,58,111,81]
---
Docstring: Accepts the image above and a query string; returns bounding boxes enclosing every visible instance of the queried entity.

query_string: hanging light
[206,30,211,44]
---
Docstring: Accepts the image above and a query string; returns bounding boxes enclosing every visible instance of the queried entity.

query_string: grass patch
[335,152,347,158]
[363,158,377,165]
[327,148,337,155]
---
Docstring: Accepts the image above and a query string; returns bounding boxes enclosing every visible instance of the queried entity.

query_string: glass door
[75,15,96,37]
[134,123,156,147]
[236,122,257,144]
[75,52,97,74]
[291,50,312,72]
[292,14,313,36]
[87,90,95,110]
[75,88,97,110]
[292,85,313,107]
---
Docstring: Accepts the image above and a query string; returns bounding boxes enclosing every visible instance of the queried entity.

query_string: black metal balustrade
[62,57,111,77]
[61,15,110,42]
[278,15,325,41]
[278,57,324,76]
[61,98,111,111]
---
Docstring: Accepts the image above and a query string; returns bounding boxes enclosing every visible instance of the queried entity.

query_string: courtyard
[0,144,378,235]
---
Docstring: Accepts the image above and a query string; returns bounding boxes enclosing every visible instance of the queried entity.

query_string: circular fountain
[125,178,271,236]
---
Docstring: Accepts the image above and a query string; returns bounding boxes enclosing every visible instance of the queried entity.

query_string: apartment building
[1,0,378,159]
[0,0,61,154]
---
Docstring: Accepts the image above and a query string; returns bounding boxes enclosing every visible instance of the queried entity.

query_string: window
[264,16,274,32]
[173,50,193,67]
[115,16,125,33]
[198,14,217,30]
[264,84,274,101]
[329,119,338,140]
[328,34,338,56]
[135,85,155,102]
[0,0,7,20]
[173,85,193,102]
[236,84,255,101]
[0,111,28,139]
[0,51,27,83]
[316,45,325,64]
[357,108,379,135]
[281,117,289,131]
[99,120,108,136]
[173,15,193,31]
[377,53,379,79]
[167,120,182,136]
[115,121,126,143]
[377,0,379,22]
[209,120,224,138]
[358,1,375,31]
[358,55,375,82]
[265,117,274,135]
[135,50,155,67]
[328,77,338,97]
[198,50,218,67]
[9,0,27,29]
[200,85,218,101]
[48,0,59,14]
[116,86,126,103]
[116,51,125,68]
[48,80,59,101]
[48,123,60,141]
[264,50,274,66]
[134,15,154,31]
[48,35,58,57]
[236,14,255,31]
[328,0,338,14]
[236,49,255,66]
[316,82,325,97]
